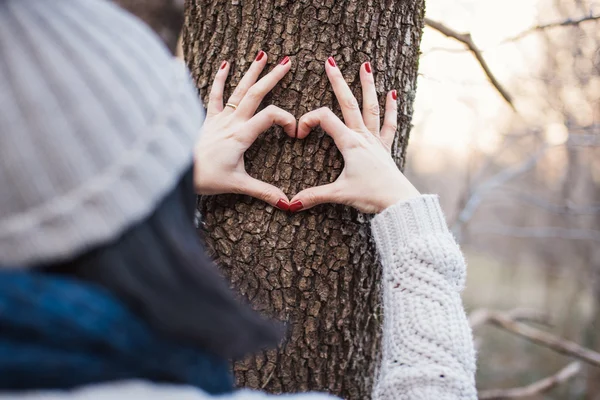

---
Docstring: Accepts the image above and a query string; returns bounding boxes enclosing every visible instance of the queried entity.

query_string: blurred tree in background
[414,0,600,397]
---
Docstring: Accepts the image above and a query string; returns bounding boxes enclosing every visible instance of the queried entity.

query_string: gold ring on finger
[225,103,238,110]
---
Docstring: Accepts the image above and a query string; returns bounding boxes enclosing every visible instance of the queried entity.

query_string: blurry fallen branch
[424,18,515,110]
[471,309,600,367]
[479,362,582,399]
[506,14,600,42]
[469,308,552,329]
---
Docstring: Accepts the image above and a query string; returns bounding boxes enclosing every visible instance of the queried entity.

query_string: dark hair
[44,166,283,360]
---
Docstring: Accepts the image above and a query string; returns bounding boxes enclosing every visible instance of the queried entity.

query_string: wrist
[375,178,421,213]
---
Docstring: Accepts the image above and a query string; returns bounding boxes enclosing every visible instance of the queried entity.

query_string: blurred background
[409,0,600,397]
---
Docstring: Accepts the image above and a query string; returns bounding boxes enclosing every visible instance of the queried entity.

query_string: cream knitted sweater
[5,195,477,400]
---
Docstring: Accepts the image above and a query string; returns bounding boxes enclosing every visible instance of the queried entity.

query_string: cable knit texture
[371,195,477,400]
[1,195,476,399]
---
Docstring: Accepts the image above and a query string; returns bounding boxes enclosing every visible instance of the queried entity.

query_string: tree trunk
[183,1,424,398]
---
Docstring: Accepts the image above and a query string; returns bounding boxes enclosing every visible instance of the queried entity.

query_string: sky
[412,0,546,167]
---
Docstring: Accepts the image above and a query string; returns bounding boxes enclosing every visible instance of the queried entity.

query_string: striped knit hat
[0,0,204,266]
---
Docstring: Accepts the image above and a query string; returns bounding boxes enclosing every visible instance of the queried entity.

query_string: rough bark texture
[111,0,184,55]
[183,1,424,398]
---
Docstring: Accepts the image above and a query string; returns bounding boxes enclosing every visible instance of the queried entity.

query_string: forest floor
[464,249,594,398]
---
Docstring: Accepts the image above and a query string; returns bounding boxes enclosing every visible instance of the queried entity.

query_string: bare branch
[502,189,600,215]
[479,362,582,399]
[470,308,552,329]
[506,14,600,42]
[481,312,600,367]
[424,18,515,110]
[451,145,551,240]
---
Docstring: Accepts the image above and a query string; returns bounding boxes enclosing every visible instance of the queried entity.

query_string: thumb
[239,175,291,211]
[289,182,342,212]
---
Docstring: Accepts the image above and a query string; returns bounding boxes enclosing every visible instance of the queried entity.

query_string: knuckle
[246,86,264,101]
[366,103,380,116]
[259,188,273,202]
[265,104,279,114]
[384,122,398,132]
[344,97,360,110]
[306,190,320,206]
[319,107,333,119]
[232,85,249,98]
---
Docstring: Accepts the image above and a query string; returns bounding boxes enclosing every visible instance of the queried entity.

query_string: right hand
[290,57,420,214]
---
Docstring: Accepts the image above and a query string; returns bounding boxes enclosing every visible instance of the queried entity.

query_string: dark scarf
[0,270,234,394]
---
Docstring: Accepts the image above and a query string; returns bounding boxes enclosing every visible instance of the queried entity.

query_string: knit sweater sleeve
[370,195,477,400]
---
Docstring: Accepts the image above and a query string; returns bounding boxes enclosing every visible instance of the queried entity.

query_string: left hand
[194,53,297,210]
[289,58,420,214]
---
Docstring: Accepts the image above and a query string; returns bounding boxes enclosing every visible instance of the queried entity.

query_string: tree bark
[183,1,424,398]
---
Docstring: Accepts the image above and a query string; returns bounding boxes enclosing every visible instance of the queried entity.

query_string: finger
[380,90,398,151]
[225,50,268,112]
[360,61,380,135]
[207,61,229,116]
[238,175,291,210]
[288,182,343,212]
[325,57,364,130]
[243,105,296,144]
[297,107,355,149]
[236,56,292,118]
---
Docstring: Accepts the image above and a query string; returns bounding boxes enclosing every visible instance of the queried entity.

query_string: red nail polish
[276,199,290,211]
[220,61,227,70]
[256,50,265,61]
[279,56,290,65]
[365,62,372,73]
[328,57,336,67]
[392,90,398,100]
[289,200,304,213]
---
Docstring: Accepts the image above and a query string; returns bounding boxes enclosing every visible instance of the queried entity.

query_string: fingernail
[276,199,290,211]
[220,61,228,70]
[279,56,290,65]
[365,62,372,73]
[255,50,265,61]
[289,200,304,213]
[328,56,337,67]
[392,90,398,100]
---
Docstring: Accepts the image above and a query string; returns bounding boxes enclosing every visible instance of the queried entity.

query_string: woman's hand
[290,58,420,214]
[194,52,296,210]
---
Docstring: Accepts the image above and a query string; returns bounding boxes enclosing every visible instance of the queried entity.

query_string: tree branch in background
[111,0,185,55]
[424,18,516,111]
[471,309,600,367]
[506,14,600,42]
[503,188,600,215]
[479,362,582,400]
[469,308,552,329]
[472,308,600,398]
[451,145,551,240]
